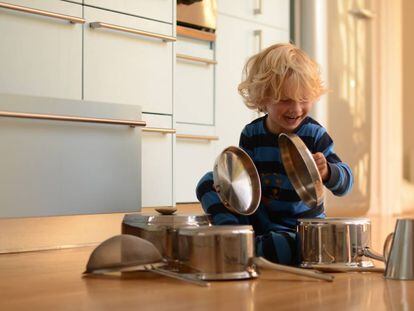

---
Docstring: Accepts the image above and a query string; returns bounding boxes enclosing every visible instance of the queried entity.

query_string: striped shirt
[196,115,353,235]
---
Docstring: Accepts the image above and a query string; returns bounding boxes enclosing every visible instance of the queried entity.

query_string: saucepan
[298,217,390,272]
[176,225,334,282]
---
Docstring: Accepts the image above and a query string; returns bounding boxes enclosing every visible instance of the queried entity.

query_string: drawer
[175,124,218,202]
[0,0,83,99]
[141,113,174,207]
[217,0,290,31]
[83,6,174,114]
[84,0,174,24]
[175,36,215,125]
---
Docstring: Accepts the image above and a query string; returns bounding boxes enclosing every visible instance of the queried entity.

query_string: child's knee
[195,171,214,200]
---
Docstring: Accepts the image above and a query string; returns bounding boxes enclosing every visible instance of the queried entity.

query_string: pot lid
[122,212,211,228]
[278,133,324,208]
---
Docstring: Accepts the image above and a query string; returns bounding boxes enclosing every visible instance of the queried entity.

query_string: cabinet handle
[177,25,216,42]
[142,127,176,134]
[0,1,85,24]
[0,111,146,128]
[254,29,263,52]
[176,134,219,141]
[90,22,176,42]
[254,0,263,15]
[176,54,217,65]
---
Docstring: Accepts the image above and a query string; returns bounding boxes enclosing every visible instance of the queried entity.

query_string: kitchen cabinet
[217,0,290,31]
[84,0,174,24]
[215,14,289,152]
[0,0,82,99]
[141,113,174,207]
[83,6,174,115]
[175,36,215,125]
[175,123,218,202]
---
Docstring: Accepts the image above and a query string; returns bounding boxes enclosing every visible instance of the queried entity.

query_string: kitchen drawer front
[141,113,174,207]
[175,124,218,203]
[0,0,82,99]
[0,94,143,218]
[84,0,173,24]
[217,0,290,31]
[83,7,174,115]
[175,36,215,125]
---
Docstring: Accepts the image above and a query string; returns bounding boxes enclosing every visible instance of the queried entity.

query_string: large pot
[297,217,379,270]
[122,212,211,260]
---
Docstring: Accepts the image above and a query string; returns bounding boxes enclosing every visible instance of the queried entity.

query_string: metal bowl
[278,133,324,208]
[213,146,261,215]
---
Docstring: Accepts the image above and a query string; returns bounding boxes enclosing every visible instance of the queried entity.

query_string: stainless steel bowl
[298,217,375,270]
[177,225,258,280]
[122,212,211,260]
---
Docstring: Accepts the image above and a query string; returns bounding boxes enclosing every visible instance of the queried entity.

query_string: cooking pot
[122,211,211,260]
[176,225,334,281]
[298,217,382,271]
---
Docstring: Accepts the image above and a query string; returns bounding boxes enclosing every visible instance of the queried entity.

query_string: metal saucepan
[278,133,324,209]
[122,211,211,260]
[213,146,261,215]
[176,225,334,281]
[298,217,388,271]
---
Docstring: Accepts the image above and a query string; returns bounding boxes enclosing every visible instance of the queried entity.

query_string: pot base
[300,261,381,272]
[194,270,259,281]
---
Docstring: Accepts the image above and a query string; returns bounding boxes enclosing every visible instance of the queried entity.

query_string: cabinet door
[83,7,174,114]
[175,124,218,203]
[215,14,289,152]
[217,0,290,31]
[141,113,174,207]
[84,0,173,24]
[0,0,82,99]
[175,36,215,125]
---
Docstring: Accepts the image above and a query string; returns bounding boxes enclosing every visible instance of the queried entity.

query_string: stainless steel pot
[122,212,211,260]
[298,217,380,270]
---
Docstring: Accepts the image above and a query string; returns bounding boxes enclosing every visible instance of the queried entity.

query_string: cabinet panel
[215,14,289,152]
[84,0,173,24]
[83,7,174,114]
[0,0,82,99]
[175,124,218,202]
[217,0,290,31]
[141,113,174,207]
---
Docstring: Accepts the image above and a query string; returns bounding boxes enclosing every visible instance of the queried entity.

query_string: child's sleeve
[238,126,255,158]
[314,129,354,196]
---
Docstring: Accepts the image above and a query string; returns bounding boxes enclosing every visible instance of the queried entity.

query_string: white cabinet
[217,0,290,31]
[215,14,289,152]
[0,0,82,99]
[84,0,174,24]
[141,113,174,207]
[175,36,215,125]
[83,6,174,115]
[175,124,218,202]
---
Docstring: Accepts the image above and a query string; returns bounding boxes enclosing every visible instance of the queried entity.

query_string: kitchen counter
[1,205,413,310]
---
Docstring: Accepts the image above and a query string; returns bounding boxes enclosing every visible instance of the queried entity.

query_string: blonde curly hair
[238,43,326,111]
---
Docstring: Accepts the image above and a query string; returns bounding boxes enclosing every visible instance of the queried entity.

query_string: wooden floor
[1,205,414,310]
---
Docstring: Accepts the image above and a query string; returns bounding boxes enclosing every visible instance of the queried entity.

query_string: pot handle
[362,232,394,263]
[253,257,334,282]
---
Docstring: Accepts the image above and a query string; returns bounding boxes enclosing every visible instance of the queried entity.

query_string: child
[196,43,353,266]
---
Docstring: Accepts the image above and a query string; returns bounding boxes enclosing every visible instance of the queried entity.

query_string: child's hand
[312,152,330,181]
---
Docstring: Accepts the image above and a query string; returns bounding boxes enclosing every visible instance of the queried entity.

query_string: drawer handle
[142,127,176,134]
[177,54,217,65]
[0,1,85,24]
[254,0,263,15]
[176,134,219,141]
[90,22,176,42]
[0,111,146,128]
[254,29,263,52]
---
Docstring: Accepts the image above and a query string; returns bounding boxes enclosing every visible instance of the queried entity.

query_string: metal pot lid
[213,146,261,215]
[278,133,324,208]
[122,212,211,228]
[298,217,371,225]
[178,225,254,236]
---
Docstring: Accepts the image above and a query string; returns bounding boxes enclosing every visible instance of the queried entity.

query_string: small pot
[297,217,381,270]
[122,211,211,260]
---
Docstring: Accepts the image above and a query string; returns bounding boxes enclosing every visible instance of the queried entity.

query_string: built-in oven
[177,0,217,32]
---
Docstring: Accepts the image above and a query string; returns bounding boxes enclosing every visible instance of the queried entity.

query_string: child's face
[264,98,314,133]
